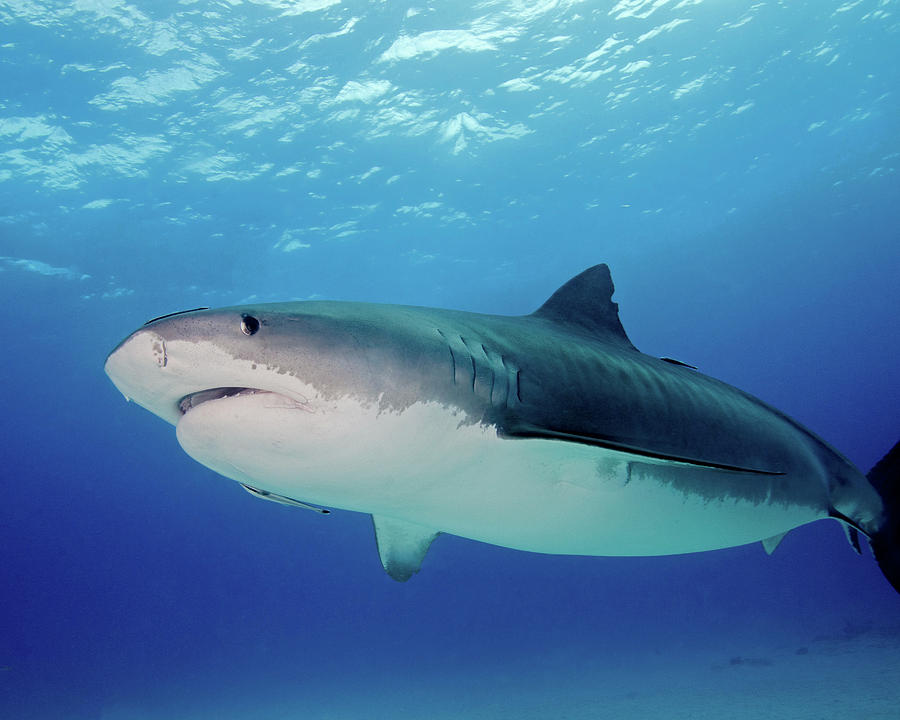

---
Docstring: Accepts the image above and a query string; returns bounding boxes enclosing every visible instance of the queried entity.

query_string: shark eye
[240,314,260,336]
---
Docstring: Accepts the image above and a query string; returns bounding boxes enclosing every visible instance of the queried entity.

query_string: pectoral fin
[372,515,440,582]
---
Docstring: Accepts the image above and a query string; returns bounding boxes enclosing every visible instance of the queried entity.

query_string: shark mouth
[179,387,263,415]
[178,387,313,415]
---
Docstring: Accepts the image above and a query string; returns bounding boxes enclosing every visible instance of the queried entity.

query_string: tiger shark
[105,265,899,590]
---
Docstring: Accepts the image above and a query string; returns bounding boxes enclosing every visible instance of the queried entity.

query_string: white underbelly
[175,392,825,557]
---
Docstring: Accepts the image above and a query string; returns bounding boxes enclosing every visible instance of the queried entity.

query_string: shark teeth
[178,387,312,415]
[178,387,260,415]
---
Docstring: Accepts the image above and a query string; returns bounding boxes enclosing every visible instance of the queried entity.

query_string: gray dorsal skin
[531,264,636,349]
[104,263,897,589]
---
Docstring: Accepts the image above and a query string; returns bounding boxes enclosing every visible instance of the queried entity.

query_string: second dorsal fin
[531,264,635,348]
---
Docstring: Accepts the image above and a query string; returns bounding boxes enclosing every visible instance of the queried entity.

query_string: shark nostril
[151,339,167,368]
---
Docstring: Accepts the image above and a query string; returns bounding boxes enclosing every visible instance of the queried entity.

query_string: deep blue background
[1,0,899,717]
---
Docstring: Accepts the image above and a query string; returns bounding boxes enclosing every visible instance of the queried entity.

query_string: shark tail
[868,440,900,595]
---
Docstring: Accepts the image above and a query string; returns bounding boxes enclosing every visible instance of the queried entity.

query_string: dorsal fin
[531,264,635,349]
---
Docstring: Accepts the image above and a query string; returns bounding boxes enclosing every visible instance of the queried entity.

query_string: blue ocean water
[1,0,899,717]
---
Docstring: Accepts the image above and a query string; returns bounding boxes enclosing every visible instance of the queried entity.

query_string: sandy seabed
[93,625,900,720]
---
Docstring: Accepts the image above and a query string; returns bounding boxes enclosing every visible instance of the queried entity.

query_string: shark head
[106,304,377,425]
[104,301,499,518]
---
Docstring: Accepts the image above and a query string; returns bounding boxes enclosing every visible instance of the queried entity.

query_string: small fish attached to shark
[105,265,900,591]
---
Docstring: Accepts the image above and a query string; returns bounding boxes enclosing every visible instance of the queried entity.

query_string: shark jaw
[104,328,315,426]
[178,387,298,414]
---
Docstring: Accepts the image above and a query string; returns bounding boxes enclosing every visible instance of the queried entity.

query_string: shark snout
[105,329,185,425]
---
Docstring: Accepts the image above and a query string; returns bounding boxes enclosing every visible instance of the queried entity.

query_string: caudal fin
[868,440,900,595]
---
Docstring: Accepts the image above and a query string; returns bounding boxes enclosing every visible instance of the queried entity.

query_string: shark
[104,265,900,590]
